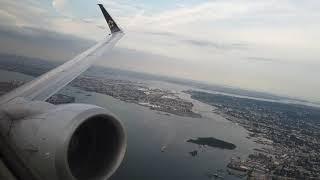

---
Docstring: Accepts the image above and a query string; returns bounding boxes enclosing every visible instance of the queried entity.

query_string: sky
[0,0,319,102]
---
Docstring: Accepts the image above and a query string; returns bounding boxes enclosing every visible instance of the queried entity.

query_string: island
[187,137,236,150]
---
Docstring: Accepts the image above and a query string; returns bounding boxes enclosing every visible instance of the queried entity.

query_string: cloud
[99,0,144,16]
[143,30,248,50]
[0,0,111,41]
[182,39,249,50]
[0,0,49,27]
[0,24,94,61]
[0,0,320,102]
[52,0,68,13]
[247,57,275,62]
[143,31,177,37]
[39,1,320,63]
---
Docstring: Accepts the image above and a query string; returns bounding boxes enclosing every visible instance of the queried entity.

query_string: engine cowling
[0,99,126,180]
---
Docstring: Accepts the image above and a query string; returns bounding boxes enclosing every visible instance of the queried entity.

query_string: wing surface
[0,4,123,105]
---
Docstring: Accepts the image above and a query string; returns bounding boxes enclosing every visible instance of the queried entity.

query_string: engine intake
[68,114,124,180]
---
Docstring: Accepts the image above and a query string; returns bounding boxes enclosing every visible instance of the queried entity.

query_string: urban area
[187,90,320,179]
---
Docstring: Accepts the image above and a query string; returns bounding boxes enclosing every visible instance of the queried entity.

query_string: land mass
[70,76,201,118]
[0,53,202,118]
[187,137,236,150]
[0,53,313,104]
[2,54,320,179]
[186,90,320,179]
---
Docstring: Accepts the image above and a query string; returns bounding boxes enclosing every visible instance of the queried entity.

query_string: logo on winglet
[108,20,114,29]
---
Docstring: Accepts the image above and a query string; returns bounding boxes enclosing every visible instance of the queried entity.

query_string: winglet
[98,4,122,33]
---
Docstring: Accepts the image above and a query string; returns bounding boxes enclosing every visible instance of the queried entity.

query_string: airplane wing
[0,5,127,180]
[0,4,124,105]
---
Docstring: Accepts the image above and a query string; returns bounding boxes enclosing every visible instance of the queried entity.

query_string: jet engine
[0,98,126,180]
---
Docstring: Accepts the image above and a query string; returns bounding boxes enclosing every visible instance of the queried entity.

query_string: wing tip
[98,4,122,34]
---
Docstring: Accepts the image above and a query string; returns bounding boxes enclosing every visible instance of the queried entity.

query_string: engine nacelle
[0,98,126,180]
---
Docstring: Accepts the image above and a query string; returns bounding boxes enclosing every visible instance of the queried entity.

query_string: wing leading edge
[0,4,124,105]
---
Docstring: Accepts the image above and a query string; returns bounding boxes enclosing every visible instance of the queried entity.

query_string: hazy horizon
[0,0,319,102]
